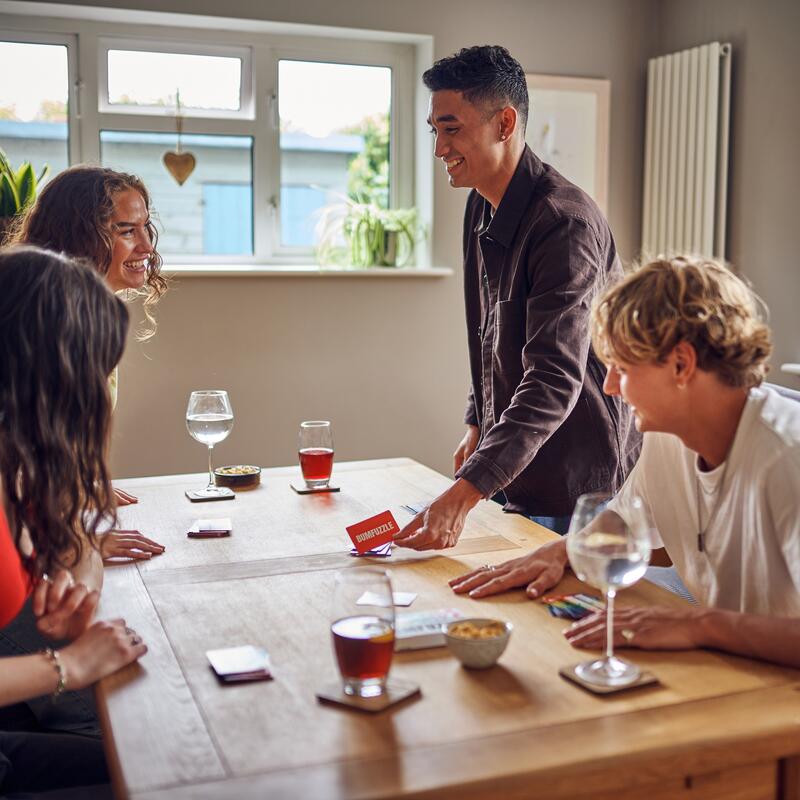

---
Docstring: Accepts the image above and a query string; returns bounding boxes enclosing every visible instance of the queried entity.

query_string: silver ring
[131,635,142,646]
[41,572,52,584]
[125,627,134,635]
[621,628,635,643]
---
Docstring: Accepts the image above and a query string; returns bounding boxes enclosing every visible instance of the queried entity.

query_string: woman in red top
[0,246,147,795]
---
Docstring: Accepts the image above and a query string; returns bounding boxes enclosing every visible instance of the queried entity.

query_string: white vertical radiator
[642,42,732,259]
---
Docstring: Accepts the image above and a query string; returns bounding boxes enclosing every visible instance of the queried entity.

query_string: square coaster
[290,482,340,494]
[559,663,660,695]
[316,679,421,712]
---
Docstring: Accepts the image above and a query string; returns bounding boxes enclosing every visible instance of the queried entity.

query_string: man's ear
[672,341,698,386]
[498,106,518,141]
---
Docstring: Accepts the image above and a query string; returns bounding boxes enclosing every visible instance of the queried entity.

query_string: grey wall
[656,0,800,387]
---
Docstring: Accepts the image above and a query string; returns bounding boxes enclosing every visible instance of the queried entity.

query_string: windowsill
[163,264,453,278]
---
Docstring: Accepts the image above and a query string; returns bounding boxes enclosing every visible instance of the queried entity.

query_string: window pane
[100,131,253,256]
[0,41,69,184]
[279,60,391,248]
[107,50,242,112]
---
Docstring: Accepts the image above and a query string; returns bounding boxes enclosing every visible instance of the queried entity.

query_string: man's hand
[114,487,139,506]
[564,605,707,651]
[33,570,99,641]
[453,425,480,475]
[100,530,165,563]
[393,478,483,551]
[449,538,569,599]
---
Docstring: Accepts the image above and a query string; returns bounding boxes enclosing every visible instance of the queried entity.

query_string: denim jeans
[0,599,100,737]
[491,492,572,535]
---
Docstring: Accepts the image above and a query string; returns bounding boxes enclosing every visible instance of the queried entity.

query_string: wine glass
[566,493,652,687]
[298,421,334,489]
[186,390,234,499]
[330,568,394,698]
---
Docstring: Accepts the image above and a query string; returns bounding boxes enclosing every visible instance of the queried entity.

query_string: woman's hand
[449,538,569,599]
[58,619,147,689]
[33,570,99,641]
[100,530,165,563]
[564,605,707,651]
[114,488,139,506]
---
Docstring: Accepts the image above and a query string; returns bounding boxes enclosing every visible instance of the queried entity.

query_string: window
[99,40,253,119]
[0,38,71,183]
[0,11,424,267]
[278,60,391,248]
[100,131,254,256]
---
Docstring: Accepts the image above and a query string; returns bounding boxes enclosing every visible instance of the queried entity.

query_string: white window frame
[0,4,431,271]
[0,28,80,165]
[98,37,255,120]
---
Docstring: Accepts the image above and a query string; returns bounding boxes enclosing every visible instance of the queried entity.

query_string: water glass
[566,492,652,686]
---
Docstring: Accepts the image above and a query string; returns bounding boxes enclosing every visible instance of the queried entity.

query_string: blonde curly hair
[591,256,772,388]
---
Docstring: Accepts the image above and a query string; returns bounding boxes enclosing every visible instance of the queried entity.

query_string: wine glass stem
[206,445,214,489]
[605,588,616,660]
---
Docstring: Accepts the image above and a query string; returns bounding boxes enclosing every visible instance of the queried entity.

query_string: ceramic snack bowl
[444,618,513,669]
[214,465,261,490]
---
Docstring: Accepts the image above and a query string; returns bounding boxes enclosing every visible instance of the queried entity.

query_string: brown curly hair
[0,246,129,576]
[6,165,167,340]
[592,256,772,389]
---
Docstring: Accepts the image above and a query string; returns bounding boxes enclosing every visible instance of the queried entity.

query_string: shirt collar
[474,145,543,247]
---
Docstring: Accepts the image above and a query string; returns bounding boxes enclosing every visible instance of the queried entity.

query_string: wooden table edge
[128,681,800,799]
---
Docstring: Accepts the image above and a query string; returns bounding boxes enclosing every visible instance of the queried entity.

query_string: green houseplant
[316,199,420,268]
[0,147,49,243]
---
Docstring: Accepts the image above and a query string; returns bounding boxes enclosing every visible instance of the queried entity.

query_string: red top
[0,505,31,628]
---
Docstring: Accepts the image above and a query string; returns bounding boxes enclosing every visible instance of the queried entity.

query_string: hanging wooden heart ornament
[162,151,196,185]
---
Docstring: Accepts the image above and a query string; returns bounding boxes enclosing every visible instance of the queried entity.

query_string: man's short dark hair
[422,45,529,132]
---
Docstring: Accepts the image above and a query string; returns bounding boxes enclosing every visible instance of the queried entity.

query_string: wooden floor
[96,458,800,799]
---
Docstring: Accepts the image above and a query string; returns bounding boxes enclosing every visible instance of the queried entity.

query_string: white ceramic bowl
[444,618,513,669]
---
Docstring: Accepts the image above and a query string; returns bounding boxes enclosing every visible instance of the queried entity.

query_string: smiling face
[602,358,684,434]
[428,90,508,196]
[106,189,152,293]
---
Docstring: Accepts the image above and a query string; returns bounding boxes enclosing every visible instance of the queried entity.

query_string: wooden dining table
[97,458,800,800]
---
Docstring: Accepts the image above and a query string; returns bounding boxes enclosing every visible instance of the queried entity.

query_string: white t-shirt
[609,386,800,616]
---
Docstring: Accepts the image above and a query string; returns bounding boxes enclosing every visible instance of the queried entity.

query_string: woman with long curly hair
[0,246,147,796]
[7,165,167,560]
[7,164,167,341]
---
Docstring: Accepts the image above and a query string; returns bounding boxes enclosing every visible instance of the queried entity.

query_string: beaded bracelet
[43,648,67,700]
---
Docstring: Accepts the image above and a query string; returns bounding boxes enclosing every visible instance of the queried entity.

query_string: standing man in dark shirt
[394,45,640,550]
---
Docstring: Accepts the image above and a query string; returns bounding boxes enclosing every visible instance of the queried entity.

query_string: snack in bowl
[214,465,261,491]
[444,617,512,669]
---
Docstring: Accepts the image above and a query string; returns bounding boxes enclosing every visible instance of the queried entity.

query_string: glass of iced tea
[298,420,334,489]
[331,568,394,698]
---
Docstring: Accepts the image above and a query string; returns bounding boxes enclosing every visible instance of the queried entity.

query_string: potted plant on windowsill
[316,199,421,269]
[0,147,49,244]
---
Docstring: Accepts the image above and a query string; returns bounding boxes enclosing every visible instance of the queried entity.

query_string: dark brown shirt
[456,146,641,517]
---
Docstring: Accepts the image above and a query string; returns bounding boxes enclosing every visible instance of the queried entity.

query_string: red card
[346,510,399,554]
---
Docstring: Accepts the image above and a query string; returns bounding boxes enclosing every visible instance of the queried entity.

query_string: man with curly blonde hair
[450,256,800,668]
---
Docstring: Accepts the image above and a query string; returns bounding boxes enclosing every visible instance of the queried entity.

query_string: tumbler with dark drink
[331,569,394,697]
[298,420,334,489]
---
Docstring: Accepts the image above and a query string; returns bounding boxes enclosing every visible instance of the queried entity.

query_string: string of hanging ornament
[162,89,196,186]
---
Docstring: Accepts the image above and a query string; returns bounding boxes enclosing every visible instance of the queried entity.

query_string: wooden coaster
[290,482,340,494]
[316,679,421,712]
[559,663,659,695]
